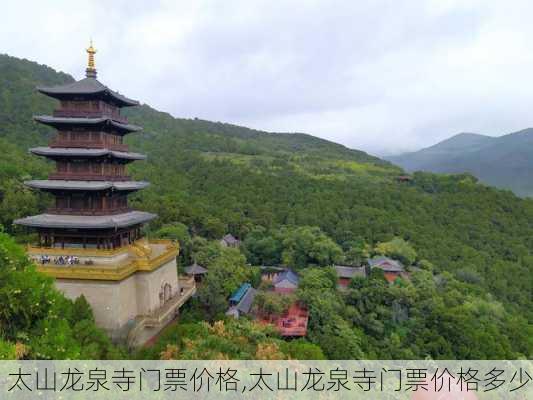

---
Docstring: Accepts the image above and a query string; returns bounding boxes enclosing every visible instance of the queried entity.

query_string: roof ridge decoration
[36,43,140,107]
[86,40,97,78]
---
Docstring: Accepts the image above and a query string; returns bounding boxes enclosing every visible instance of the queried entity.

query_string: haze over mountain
[387,130,533,197]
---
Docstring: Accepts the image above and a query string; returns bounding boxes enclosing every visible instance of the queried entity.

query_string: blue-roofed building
[273,269,299,293]
[229,283,251,305]
[226,287,257,319]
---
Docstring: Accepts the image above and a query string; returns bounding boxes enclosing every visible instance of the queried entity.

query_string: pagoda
[15,43,195,345]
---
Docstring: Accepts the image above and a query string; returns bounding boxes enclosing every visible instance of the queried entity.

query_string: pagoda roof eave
[34,115,142,133]
[24,180,150,191]
[184,263,208,275]
[30,147,147,161]
[14,211,156,229]
[37,78,139,107]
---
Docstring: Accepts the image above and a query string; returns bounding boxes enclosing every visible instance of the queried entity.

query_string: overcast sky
[2,0,533,155]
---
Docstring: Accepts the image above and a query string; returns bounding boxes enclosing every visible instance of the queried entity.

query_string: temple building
[14,43,195,346]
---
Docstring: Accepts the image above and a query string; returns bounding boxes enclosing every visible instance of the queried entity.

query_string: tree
[201,217,226,239]
[0,340,15,360]
[154,222,192,263]
[144,319,287,360]
[192,239,224,267]
[0,232,120,359]
[281,226,342,268]
[197,246,252,319]
[343,239,370,265]
[374,237,417,265]
[298,267,337,292]
[255,342,285,360]
[282,339,326,360]
[254,291,294,315]
[70,295,94,323]
[242,227,282,266]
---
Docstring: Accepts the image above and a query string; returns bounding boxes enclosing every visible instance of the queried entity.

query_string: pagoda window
[71,131,85,141]
[104,133,122,146]
[70,161,89,173]
[70,194,85,209]
[56,196,68,209]
[57,161,68,172]
[93,196,103,209]
[57,131,69,140]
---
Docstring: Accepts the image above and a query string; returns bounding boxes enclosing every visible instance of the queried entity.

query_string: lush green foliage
[0,54,532,360]
[243,226,343,268]
[294,264,532,359]
[253,291,294,315]
[348,269,532,359]
[139,319,310,360]
[194,242,254,320]
[0,339,16,360]
[0,231,121,359]
[374,237,417,265]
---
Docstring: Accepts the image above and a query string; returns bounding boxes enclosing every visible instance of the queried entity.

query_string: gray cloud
[2,0,533,155]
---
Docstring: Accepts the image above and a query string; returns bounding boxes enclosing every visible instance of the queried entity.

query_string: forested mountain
[0,54,532,360]
[387,130,533,197]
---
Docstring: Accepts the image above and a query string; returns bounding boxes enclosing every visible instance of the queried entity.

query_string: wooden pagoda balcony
[48,172,131,181]
[49,139,129,152]
[46,207,132,216]
[53,109,128,124]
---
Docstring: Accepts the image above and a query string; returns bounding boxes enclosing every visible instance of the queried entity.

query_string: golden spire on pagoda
[86,40,97,78]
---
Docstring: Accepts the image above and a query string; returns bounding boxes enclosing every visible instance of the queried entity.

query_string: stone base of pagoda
[29,240,195,345]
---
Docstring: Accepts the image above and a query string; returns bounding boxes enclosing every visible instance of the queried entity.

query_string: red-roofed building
[369,256,407,283]
[258,302,309,337]
[275,303,309,337]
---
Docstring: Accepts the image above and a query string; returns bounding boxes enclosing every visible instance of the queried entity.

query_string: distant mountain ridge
[387,129,533,197]
[0,53,387,167]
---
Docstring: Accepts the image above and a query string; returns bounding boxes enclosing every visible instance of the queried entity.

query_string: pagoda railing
[48,172,131,181]
[27,243,130,257]
[49,139,129,152]
[46,207,132,216]
[53,109,128,124]
[32,240,179,281]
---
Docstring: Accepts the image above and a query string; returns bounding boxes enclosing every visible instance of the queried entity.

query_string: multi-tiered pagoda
[16,42,154,248]
[15,43,195,345]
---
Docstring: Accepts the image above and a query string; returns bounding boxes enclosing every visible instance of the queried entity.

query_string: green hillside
[0,54,532,359]
[388,130,533,197]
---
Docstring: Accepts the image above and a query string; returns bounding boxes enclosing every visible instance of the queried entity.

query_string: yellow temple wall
[54,257,179,336]
[135,257,179,315]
